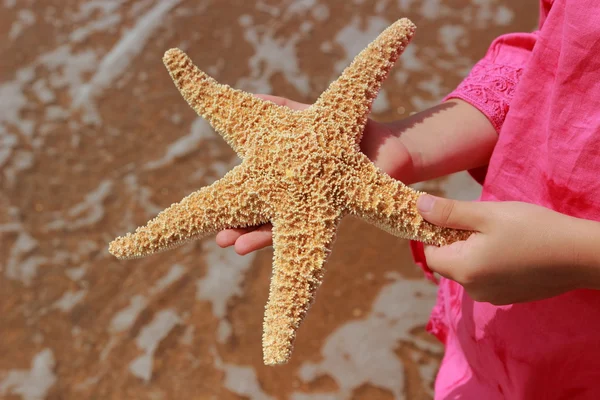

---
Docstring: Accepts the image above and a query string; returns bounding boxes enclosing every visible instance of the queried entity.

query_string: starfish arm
[163,48,289,158]
[109,165,268,259]
[313,18,415,145]
[262,209,341,365]
[346,161,472,245]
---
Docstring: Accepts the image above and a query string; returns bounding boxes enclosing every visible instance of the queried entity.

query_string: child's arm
[371,28,540,185]
[369,98,497,185]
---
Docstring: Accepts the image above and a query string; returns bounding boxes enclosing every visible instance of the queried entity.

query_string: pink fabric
[411,1,600,398]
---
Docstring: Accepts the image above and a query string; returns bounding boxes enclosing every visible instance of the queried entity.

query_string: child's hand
[216,94,414,255]
[417,195,593,305]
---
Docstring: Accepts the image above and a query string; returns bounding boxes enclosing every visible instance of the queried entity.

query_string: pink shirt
[410,1,600,398]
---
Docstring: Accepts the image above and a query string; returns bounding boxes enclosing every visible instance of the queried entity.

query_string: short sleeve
[444,32,538,134]
[446,31,538,185]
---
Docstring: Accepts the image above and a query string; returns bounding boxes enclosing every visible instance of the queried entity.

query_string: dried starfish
[109,18,471,365]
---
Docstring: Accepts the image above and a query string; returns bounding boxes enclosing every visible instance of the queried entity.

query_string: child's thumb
[416,194,485,230]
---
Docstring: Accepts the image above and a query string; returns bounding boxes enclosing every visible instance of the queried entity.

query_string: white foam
[44,105,68,120]
[396,0,415,9]
[236,16,311,96]
[0,68,34,138]
[73,376,100,392]
[0,132,18,168]
[256,0,281,17]
[371,0,385,13]
[129,309,181,382]
[72,0,182,122]
[4,227,46,286]
[121,173,163,228]
[46,180,113,231]
[213,350,275,400]
[73,0,125,20]
[170,113,182,124]
[467,0,515,28]
[397,43,424,72]
[287,0,316,12]
[410,95,438,111]
[333,16,391,73]
[0,349,57,400]
[179,325,195,346]
[65,266,88,281]
[128,0,154,18]
[292,275,441,399]
[238,14,253,27]
[495,5,514,25]
[417,74,444,100]
[53,289,87,312]
[69,13,122,43]
[438,24,466,56]
[107,261,187,364]
[312,3,329,21]
[144,118,215,170]
[100,336,119,362]
[150,264,186,295]
[110,295,149,333]
[0,222,21,233]
[196,241,256,343]
[420,0,451,19]
[320,41,333,53]
[4,150,34,186]
[9,9,36,39]
[40,45,99,105]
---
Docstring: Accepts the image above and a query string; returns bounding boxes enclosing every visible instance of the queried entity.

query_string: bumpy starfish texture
[109,18,471,365]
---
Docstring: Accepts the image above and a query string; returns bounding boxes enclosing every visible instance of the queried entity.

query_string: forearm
[568,217,600,291]
[365,99,498,184]
[530,209,600,292]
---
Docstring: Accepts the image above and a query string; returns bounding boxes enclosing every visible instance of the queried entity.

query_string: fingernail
[417,194,435,212]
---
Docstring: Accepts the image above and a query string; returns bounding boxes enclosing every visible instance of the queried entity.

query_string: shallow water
[0,1,534,398]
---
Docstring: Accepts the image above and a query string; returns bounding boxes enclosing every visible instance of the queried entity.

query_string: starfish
[109,18,471,365]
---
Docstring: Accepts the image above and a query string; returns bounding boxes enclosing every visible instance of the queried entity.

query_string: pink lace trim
[444,60,524,133]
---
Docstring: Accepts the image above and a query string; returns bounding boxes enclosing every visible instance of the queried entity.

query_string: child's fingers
[216,227,256,248]
[254,94,310,111]
[234,224,273,255]
[423,241,469,280]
